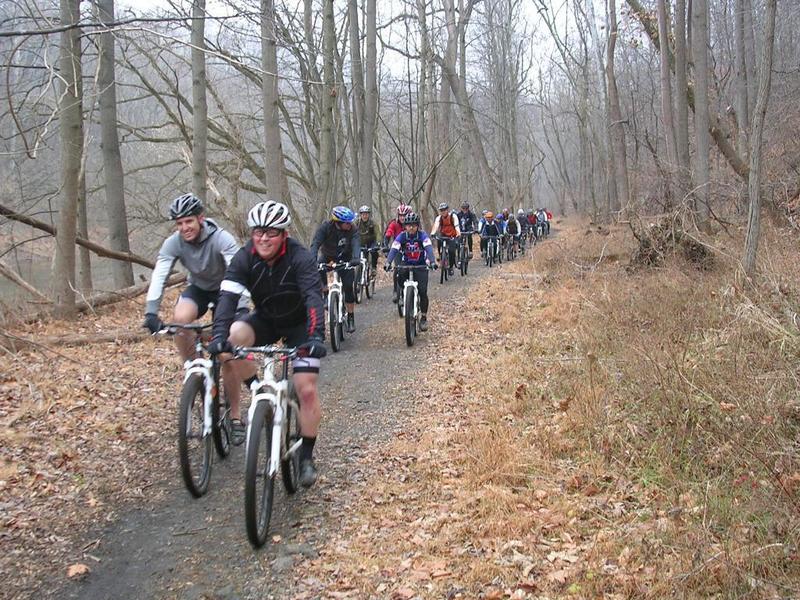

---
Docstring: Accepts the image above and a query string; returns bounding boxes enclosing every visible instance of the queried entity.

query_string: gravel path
[54,253,501,600]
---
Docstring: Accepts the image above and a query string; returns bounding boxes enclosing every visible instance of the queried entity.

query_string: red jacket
[384,219,404,242]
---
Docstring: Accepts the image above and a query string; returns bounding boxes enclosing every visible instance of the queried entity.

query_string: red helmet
[397,204,411,217]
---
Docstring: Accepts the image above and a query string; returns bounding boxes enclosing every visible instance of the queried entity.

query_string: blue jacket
[386,230,436,265]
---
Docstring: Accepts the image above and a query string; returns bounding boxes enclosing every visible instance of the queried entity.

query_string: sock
[301,436,316,461]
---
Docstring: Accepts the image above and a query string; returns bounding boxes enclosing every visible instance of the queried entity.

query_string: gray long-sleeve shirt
[145,218,240,315]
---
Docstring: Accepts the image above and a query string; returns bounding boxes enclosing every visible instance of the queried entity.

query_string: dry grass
[298,218,800,599]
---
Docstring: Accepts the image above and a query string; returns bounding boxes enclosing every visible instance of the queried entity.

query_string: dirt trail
[51,254,501,600]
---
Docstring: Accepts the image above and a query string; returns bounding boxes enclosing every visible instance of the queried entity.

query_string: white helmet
[247,200,292,230]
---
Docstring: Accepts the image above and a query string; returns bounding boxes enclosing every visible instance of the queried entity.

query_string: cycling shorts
[238,312,320,374]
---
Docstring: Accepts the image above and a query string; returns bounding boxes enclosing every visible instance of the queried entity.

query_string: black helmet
[169,193,203,219]
[403,211,420,225]
[437,202,449,211]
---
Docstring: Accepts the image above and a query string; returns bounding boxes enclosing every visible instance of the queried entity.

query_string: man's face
[404,223,418,235]
[439,208,448,218]
[359,212,370,222]
[251,228,287,261]
[335,221,353,232]
[175,215,204,242]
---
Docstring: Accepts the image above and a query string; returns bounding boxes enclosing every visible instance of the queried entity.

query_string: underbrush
[303,219,799,599]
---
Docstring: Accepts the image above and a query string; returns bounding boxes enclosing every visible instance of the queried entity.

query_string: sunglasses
[252,227,283,239]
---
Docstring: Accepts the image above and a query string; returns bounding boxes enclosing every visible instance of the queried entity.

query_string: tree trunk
[347,0,364,200]
[743,0,777,276]
[734,0,749,157]
[360,0,377,212]
[77,166,92,292]
[606,0,628,213]
[97,0,134,288]
[191,0,208,202]
[261,0,291,204]
[742,0,758,119]
[674,0,691,196]
[318,0,336,211]
[52,0,83,317]
[657,0,677,206]
[691,0,711,225]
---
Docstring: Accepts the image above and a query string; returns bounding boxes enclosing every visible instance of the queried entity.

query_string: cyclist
[384,212,436,331]
[506,213,522,256]
[517,208,529,251]
[536,208,548,237]
[527,209,538,241]
[142,193,249,443]
[357,205,379,279]
[456,202,478,258]
[477,210,489,256]
[310,206,361,333]
[545,207,553,235]
[430,202,460,276]
[209,200,327,488]
[480,211,504,259]
[384,204,412,302]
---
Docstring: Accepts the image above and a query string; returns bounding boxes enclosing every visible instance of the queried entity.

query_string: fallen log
[0,329,150,353]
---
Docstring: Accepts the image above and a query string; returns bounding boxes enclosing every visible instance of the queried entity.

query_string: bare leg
[293,372,320,438]
[224,320,259,420]
[172,298,199,361]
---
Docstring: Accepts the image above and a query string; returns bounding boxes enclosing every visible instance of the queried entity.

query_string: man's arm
[295,249,326,339]
[212,248,250,342]
[350,229,361,261]
[430,215,440,236]
[309,222,326,258]
[144,235,180,315]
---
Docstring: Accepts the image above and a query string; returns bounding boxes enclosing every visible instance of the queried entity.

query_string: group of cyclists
[143,194,553,494]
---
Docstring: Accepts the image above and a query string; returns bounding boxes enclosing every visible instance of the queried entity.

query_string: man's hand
[383,263,392,272]
[208,338,233,356]
[348,258,361,267]
[298,336,327,359]
[143,313,164,334]
[427,261,438,270]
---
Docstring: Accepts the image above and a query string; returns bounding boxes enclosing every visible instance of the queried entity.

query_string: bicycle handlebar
[232,345,298,360]
[388,264,435,271]
[318,261,356,272]
[157,322,213,335]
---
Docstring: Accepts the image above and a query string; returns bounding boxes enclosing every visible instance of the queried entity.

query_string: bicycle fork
[184,358,214,437]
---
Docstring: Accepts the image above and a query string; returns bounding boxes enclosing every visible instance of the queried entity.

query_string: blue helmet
[330,206,355,223]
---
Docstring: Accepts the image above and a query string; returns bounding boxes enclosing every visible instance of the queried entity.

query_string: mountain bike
[484,236,501,268]
[435,235,454,284]
[356,246,378,301]
[234,345,301,548]
[458,231,472,276]
[535,222,544,240]
[506,234,518,261]
[159,322,232,498]
[391,264,434,346]
[319,262,353,353]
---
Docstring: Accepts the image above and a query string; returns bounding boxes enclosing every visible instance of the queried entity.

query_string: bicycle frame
[244,349,302,479]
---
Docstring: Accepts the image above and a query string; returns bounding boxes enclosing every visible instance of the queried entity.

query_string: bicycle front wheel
[244,400,275,548]
[404,286,416,347]
[354,267,363,304]
[281,382,301,494]
[178,374,212,498]
[329,291,341,352]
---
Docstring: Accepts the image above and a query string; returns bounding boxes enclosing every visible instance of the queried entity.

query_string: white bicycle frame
[328,268,346,324]
[399,269,420,319]
[183,356,215,437]
[244,356,302,479]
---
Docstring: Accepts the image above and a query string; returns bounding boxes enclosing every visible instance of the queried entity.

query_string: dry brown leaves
[1,289,183,597]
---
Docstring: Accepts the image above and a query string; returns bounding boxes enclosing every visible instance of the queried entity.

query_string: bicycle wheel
[211,361,231,458]
[440,256,446,284]
[178,374,212,498]
[280,382,301,494]
[460,246,466,276]
[498,241,503,264]
[244,400,275,548]
[354,266,363,304]
[329,291,341,352]
[397,281,404,317]
[404,286,416,347]
[364,262,373,299]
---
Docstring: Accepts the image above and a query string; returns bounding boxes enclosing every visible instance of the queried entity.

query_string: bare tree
[191,0,208,202]
[52,0,83,316]
[97,0,134,288]
[743,0,777,275]
[691,0,711,225]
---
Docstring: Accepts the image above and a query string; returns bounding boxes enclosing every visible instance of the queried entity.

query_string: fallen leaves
[66,563,90,579]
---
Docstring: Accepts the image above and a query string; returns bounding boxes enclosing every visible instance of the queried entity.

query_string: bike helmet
[438,202,449,211]
[517,209,525,216]
[461,202,470,209]
[485,211,495,219]
[247,200,292,229]
[396,203,410,215]
[358,205,371,213]
[502,207,509,215]
[331,206,356,223]
[169,193,203,219]
[403,211,420,225]
[481,209,488,216]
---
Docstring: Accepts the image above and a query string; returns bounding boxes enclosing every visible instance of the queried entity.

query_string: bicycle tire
[178,374,212,498]
[404,286,416,347]
[354,266,363,304]
[364,263,373,299]
[460,246,466,276]
[368,266,376,297]
[244,400,275,548]
[497,240,503,264]
[280,381,301,494]
[211,360,231,459]
[329,291,341,353]
[397,282,404,317]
